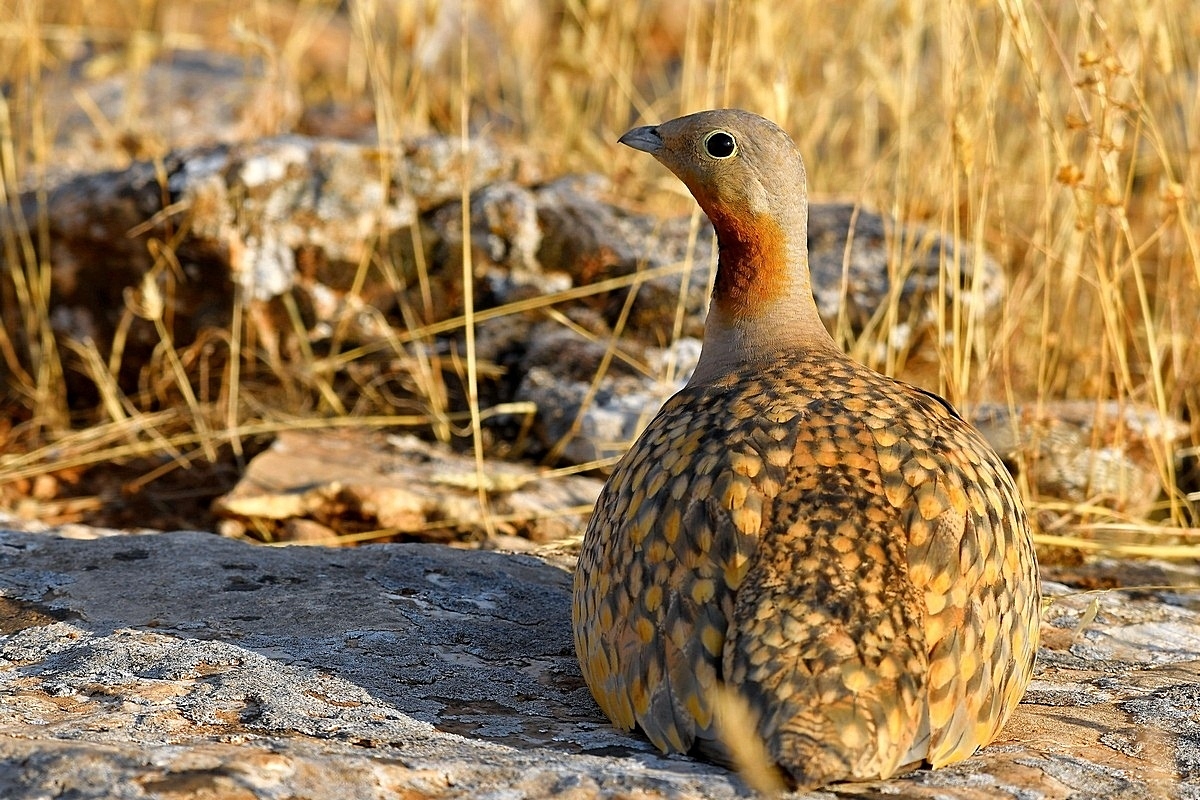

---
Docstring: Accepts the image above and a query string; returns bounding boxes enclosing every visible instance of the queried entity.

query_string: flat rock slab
[1,529,1198,799]
[212,430,604,545]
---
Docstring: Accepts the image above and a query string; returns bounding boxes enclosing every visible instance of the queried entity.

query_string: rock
[514,335,702,465]
[3,134,518,402]
[2,527,1199,799]
[806,203,1005,360]
[212,429,604,544]
[39,49,301,184]
[973,400,1191,514]
[0,529,741,800]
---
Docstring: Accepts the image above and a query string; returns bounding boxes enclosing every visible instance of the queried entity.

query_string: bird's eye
[703,130,737,159]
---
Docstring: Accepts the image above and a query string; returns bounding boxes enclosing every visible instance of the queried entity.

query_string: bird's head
[620,109,833,381]
[619,108,807,234]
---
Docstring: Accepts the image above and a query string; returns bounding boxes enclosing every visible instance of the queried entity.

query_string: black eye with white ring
[703,130,737,159]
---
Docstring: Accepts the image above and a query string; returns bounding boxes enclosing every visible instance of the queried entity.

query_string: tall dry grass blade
[1033,532,1200,560]
[538,306,653,379]
[458,3,495,541]
[710,683,788,797]
[544,257,646,465]
[660,209,709,386]
[280,288,346,416]
[320,260,696,370]
[128,255,216,463]
[226,280,244,459]
[349,0,453,441]
[0,61,67,431]
[0,404,536,487]
[60,337,129,427]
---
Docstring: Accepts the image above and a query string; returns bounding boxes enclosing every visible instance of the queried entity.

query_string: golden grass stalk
[455,3,497,540]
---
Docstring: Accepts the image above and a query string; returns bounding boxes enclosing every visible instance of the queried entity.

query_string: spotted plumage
[572,109,1039,789]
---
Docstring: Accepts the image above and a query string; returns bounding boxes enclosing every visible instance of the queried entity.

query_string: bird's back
[572,351,1040,787]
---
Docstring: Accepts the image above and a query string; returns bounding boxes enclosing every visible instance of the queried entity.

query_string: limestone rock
[39,49,302,183]
[1,528,1198,799]
[0,529,740,800]
[806,202,1005,360]
[6,126,1006,427]
[3,134,517,402]
[974,400,1191,514]
[212,429,603,545]
[514,336,702,465]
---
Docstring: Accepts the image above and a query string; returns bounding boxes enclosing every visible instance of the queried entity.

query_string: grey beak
[618,125,663,154]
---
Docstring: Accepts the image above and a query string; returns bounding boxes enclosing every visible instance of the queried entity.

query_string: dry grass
[1,0,1198,552]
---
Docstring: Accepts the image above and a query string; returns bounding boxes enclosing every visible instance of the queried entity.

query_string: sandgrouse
[572,109,1040,789]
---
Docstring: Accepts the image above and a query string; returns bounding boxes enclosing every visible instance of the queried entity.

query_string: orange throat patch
[707,208,792,321]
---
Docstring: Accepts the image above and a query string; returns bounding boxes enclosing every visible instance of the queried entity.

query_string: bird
[572,109,1040,790]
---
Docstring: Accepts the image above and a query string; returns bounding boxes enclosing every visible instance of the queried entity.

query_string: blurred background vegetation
[1,0,1197,549]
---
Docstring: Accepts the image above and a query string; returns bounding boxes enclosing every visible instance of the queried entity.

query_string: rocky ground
[1,525,1198,799]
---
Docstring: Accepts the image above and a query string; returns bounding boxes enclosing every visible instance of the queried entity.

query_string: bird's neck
[688,207,839,387]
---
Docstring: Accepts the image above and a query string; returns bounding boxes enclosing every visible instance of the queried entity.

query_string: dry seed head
[127,272,165,321]
[1056,164,1084,186]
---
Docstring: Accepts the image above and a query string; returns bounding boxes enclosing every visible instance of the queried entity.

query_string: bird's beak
[618,125,663,154]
